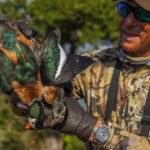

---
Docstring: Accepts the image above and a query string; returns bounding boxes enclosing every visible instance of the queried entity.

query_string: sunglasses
[117,1,150,22]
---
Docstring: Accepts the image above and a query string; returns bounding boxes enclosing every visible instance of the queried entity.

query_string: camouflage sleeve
[90,119,150,150]
[70,48,118,100]
[71,73,84,100]
[80,50,101,61]
[70,50,100,100]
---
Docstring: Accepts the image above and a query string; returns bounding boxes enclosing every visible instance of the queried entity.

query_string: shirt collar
[118,48,150,66]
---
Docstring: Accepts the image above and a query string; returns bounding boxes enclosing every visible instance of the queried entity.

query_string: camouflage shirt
[71,48,150,150]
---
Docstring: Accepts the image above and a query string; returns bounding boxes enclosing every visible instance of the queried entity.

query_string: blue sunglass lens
[117,1,150,22]
[117,2,131,17]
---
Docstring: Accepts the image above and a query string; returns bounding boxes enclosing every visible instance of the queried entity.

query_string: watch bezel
[93,125,110,144]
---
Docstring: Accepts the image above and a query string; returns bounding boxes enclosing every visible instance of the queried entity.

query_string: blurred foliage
[0,0,120,52]
[63,134,85,150]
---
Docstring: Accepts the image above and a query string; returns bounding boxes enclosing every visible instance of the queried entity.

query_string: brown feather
[16,43,26,61]
[16,31,32,50]
[11,72,43,105]
[43,86,59,104]
[0,47,18,64]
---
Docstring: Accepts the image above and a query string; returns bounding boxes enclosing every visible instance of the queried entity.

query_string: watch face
[94,126,110,143]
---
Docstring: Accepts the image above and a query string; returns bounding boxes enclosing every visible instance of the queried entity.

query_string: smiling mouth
[123,30,138,37]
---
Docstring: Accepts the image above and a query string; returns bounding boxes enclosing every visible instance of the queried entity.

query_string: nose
[121,12,137,27]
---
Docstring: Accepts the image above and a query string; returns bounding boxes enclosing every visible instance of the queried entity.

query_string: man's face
[120,0,150,57]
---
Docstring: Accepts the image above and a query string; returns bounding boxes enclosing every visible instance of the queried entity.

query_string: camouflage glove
[11,86,98,142]
[26,87,66,129]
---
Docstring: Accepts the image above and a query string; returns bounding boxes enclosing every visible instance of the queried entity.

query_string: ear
[47,28,61,48]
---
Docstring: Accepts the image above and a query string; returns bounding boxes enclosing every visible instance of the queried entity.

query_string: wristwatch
[93,125,110,144]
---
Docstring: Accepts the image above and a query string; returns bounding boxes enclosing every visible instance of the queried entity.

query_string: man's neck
[125,50,150,57]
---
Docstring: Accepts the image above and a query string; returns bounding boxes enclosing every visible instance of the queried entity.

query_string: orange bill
[25,122,32,129]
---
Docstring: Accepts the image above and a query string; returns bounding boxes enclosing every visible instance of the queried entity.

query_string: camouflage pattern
[71,48,150,150]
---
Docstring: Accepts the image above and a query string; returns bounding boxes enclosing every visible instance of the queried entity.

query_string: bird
[40,28,95,105]
[0,11,94,129]
[40,28,94,86]
[0,11,43,105]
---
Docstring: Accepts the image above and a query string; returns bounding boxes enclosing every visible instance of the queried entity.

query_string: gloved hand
[0,12,98,142]
[11,87,98,142]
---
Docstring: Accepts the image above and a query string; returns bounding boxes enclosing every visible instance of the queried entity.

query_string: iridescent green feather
[0,23,38,94]
[40,32,60,84]
[43,47,59,79]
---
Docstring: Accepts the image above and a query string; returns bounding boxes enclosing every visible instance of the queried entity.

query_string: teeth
[124,31,137,36]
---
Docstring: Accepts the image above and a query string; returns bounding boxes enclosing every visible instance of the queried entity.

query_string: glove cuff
[55,97,98,142]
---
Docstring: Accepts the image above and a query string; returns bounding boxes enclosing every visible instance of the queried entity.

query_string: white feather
[55,44,67,79]
[28,117,37,129]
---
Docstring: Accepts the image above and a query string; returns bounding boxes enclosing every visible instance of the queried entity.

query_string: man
[4,0,150,149]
